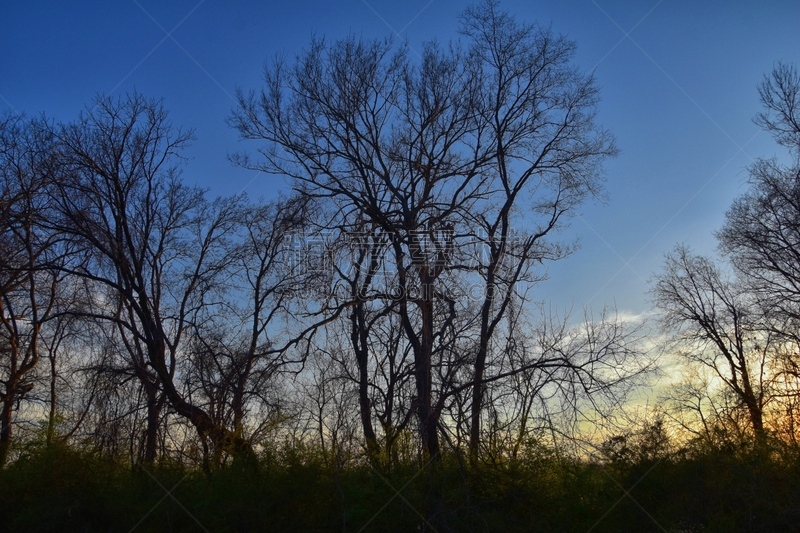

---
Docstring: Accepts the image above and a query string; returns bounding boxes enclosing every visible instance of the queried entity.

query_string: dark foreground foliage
[3,439,800,532]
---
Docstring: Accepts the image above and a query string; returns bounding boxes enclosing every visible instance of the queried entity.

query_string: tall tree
[50,93,246,471]
[230,0,616,461]
[186,194,312,459]
[653,246,769,438]
[459,0,615,460]
[718,64,800,337]
[653,64,800,444]
[0,114,66,466]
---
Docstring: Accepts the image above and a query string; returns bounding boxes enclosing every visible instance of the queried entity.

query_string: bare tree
[717,64,800,333]
[49,93,247,471]
[0,113,69,466]
[715,63,800,436]
[651,65,800,445]
[753,62,800,157]
[185,194,312,462]
[653,246,769,438]
[230,0,617,462]
[458,0,615,460]
[231,31,479,460]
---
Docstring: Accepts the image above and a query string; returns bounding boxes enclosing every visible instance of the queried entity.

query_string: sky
[2,0,799,321]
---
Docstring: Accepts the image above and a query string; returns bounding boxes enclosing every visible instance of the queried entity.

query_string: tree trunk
[468,341,488,462]
[143,383,161,464]
[469,302,492,462]
[739,358,765,440]
[46,352,57,448]
[358,364,381,460]
[0,398,13,468]
[149,340,253,473]
[416,295,440,462]
[352,306,380,461]
[469,235,501,462]
[746,399,765,440]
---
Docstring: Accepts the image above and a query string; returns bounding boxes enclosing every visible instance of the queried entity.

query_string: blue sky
[3,0,799,318]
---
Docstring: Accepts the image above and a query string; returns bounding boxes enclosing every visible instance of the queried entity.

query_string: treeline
[3,1,800,530]
[1,1,646,474]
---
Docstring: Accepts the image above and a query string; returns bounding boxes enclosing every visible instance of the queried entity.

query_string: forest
[3,2,800,531]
